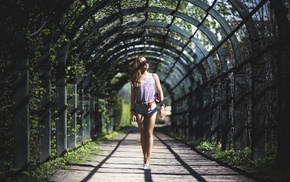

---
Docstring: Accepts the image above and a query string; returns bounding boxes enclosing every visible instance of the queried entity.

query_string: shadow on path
[49,126,260,182]
[155,134,207,182]
[80,132,129,182]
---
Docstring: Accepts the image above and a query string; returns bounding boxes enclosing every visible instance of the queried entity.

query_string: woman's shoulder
[152,73,159,79]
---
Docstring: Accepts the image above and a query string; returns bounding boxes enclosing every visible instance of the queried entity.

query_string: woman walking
[130,55,165,170]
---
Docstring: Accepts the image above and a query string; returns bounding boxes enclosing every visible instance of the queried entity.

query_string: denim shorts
[134,102,157,116]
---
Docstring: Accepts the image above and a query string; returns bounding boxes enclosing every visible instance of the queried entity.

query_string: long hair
[130,55,144,88]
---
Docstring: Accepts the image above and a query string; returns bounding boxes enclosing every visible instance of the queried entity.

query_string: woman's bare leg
[136,115,146,163]
[145,113,157,165]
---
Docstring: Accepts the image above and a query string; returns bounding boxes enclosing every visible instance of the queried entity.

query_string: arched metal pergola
[4,0,290,174]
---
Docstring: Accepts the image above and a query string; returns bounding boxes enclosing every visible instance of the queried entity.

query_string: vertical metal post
[108,106,114,133]
[216,81,222,144]
[233,72,246,150]
[77,80,84,144]
[13,33,29,168]
[209,84,219,142]
[39,60,52,162]
[83,76,91,140]
[96,99,103,134]
[56,76,67,156]
[56,42,71,156]
[277,45,290,172]
[245,64,252,148]
[221,79,231,151]
[269,0,290,172]
[67,80,77,149]
[187,87,194,137]
[83,93,91,140]
[90,94,96,135]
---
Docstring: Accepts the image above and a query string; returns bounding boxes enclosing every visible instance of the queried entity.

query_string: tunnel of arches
[2,0,290,174]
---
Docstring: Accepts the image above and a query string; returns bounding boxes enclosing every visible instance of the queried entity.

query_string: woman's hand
[132,114,136,122]
[159,106,165,118]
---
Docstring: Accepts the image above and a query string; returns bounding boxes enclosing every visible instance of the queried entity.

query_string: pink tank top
[136,73,155,102]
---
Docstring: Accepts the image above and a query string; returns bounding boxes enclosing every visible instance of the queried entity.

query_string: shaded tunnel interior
[2,0,290,174]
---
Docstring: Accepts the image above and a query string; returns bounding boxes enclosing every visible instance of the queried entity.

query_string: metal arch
[103,51,196,101]
[102,33,200,66]
[73,0,116,29]
[129,57,192,96]
[92,43,210,94]
[76,31,215,88]
[105,41,187,67]
[75,7,148,49]
[61,1,224,96]
[83,32,211,87]
[94,40,202,80]
[79,24,213,83]
[80,21,215,83]
[166,67,200,100]
[143,6,226,68]
[89,39,187,73]
[83,29,208,73]
[120,54,196,95]
[159,35,215,79]
[74,4,230,69]
[77,27,199,73]
[74,7,221,75]
[93,50,186,93]
[108,55,177,93]
[148,20,222,75]
[94,47,194,92]
[228,0,262,56]
[167,62,193,88]
[80,19,209,62]
[96,46,177,73]
[184,0,241,64]
[87,37,207,90]
[66,0,244,80]
[142,21,218,77]
[166,0,269,92]
[82,30,145,61]
[120,33,205,66]
[67,0,246,91]
[97,46,189,81]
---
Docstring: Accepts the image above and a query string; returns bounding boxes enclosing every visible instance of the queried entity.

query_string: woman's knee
[147,131,154,138]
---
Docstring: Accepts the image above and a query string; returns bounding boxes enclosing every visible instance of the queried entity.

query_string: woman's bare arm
[154,73,164,102]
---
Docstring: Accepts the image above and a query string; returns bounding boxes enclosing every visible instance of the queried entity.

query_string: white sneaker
[143,164,150,170]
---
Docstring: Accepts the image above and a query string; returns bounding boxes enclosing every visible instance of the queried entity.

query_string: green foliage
[150,0,178,9]
[196,141,253,166]
[97,98,109,133]
[0,72,14,181]
[121,104,131,127]
[171,131,279,179]
[113,96,123,130]
[99,94,133,132]
[215,145,252,166]
[196,140,277,173]
[197,141,216,151]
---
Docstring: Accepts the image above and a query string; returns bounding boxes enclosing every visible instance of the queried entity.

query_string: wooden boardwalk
[49,127,258,182]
